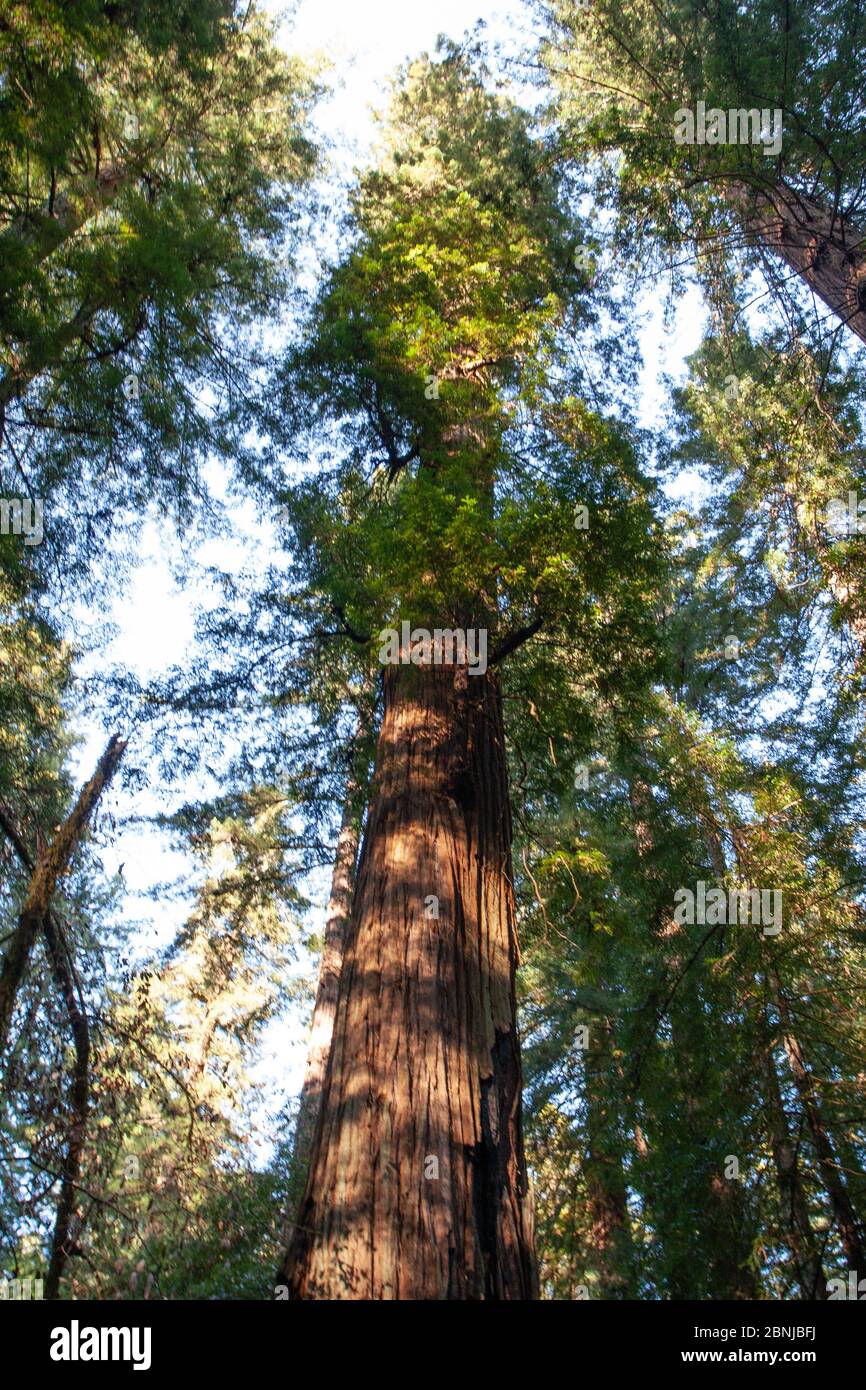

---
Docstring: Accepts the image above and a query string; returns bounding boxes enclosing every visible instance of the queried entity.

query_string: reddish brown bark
[730,180,866,344]
[284,661,536,1299]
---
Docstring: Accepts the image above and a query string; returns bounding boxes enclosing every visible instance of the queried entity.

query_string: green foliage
[3,6,866,1306]
[540,0,866,336]
[1,0,319,594]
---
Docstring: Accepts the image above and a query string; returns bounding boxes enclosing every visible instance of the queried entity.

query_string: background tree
[539,0,866,348]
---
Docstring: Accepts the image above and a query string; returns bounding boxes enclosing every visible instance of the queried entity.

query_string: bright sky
[72,0,707,1118]
[284,0,534,142]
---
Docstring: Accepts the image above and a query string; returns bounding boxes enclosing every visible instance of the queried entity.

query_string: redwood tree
[276,44,662,1298]
[541,0,866,347]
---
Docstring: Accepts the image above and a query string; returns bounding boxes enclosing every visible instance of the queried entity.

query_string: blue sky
[70,0,708,1114]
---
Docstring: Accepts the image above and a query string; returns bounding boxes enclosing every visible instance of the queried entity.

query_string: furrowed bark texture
[730,181,866,344]
[285,662,537,1299]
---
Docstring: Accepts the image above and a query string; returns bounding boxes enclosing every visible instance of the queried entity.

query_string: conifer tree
[541,0,866,345]
[275,44,663,1299]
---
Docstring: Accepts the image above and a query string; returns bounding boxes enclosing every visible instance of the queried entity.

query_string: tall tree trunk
[284,661,537,1299]
[292,784,359,1185]
[584,1017,633,1298]
[721,811,825,1297]
[763,1039,825,1300]
[629,773,757,1299]
[43,912,90,1300]
[0,806,92,1297]
[0,734,126,1055]
[729,180,866,345]
[771,973,866,1272]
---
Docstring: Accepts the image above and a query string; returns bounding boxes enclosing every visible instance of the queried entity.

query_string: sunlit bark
[285,662,537,1299]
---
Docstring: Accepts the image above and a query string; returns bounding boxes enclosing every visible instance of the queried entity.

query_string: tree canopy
[1,1,865,1308]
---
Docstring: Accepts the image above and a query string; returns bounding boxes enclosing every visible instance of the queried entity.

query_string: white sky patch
[281,0,534,161]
